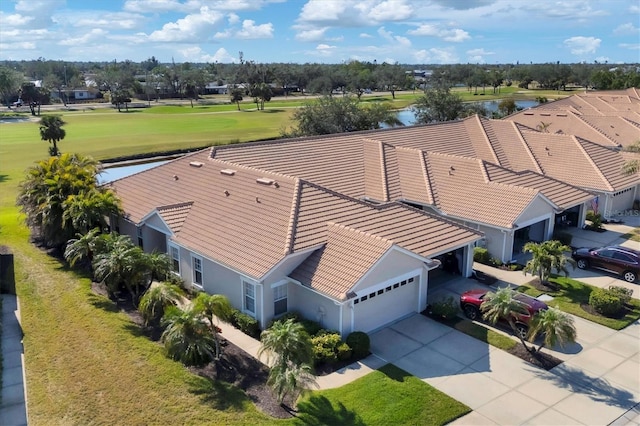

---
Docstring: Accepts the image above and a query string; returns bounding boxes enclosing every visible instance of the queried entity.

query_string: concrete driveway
[370,314,640,425]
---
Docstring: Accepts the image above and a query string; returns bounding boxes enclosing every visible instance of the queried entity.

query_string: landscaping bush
[489,257,503,267]
[552,230,573,246]
[430,296,458,320]
[337,342,352,361]
[589,287,625,317]
[311,332,342,365]
[299,319,323,337]
[230,309,260,338]
[265,311,300,329]
[608,286,632,305]
[586,210,603,230]
[346,331,370,359]
[473,247,490,264]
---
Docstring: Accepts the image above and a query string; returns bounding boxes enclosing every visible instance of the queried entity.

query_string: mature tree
[498,98,517,116]
[161,306,218,366]
[250,82,272,110]
[20,82,49,116]
[62,188,121,235]
[528,306,576,354]
[285,96,401,137]
[412,86,465,124]
[111,88,132,112]
[144,250,174,283]
[523,240,575,284]
[0,66,23,107]
[17,154,105,247]
[138,282,184,326]
[230,86,244,110]
[461,102,490,119]
[267,360,317,406]
[92,234,146,300]
[481,287,533,349]
[39,115,66,156]
[374,62,407,99]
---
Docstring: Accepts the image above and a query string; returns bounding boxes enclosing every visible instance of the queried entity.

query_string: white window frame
[168,244,180,275]
[243,280,256,316]
[273,283,287,316]
[191,255,203,287]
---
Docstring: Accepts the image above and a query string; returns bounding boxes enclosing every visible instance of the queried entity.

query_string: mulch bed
[507,343,562,370]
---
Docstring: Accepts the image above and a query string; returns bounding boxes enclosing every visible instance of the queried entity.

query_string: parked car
[459,289,548,339]
[571,246,640,283]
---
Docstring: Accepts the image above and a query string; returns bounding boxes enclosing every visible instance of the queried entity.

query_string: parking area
[369,312,640,425]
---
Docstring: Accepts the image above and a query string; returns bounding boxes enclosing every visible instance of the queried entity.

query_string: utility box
[0,245,16,295]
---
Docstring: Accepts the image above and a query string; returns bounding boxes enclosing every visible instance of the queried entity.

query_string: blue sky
[1,0,638,64]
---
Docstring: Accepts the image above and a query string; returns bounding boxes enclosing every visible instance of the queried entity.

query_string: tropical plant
[64,227,102,268]
[411,86,465,124]
[138,282,184,326]
[143,250,173,283]
[62,188,121,235]
[527,307,576,354]
[266,360,317,406]
[161,306,217,366]
[480,287,532,350]
[92,234,147,300]
[193,292,233,357]
[39,114,66,156]
[258,318,314,367]
[522,240,575,284]
[17,154,110,247]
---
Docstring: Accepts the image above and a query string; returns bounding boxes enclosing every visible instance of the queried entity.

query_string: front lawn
[295,364,470,426]
[518,276,640,330]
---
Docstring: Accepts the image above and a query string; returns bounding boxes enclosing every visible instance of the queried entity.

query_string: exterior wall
[478,225,512,262]
[608,186,638,217]
[287,283,341,332]
[142,227,166,253]
[514,197,554,230]
[117,218,137,240]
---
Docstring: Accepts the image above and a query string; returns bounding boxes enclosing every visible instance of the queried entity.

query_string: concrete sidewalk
[0,295,27,426]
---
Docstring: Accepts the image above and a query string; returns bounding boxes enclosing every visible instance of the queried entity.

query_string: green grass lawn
[295,364,470,426]
[518,276,640,330]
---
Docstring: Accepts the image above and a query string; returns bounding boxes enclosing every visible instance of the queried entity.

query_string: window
[273,284,287,316]
[192,256,203,286]
[136,226,143,249]
[169,245,180,273]
[244,281,255,315]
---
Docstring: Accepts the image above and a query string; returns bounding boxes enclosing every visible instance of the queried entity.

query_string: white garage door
[352,276,419,333]
[610,188,636,214]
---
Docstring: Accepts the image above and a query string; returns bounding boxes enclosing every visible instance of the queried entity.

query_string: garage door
[352,276,419,333]
[610,188,635,214]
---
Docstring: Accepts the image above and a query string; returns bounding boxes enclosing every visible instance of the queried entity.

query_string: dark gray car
[572,246,640,283]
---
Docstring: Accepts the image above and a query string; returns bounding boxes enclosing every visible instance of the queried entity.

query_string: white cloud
[236,20,273,39]
[148,6,225,42]
[314,43,337,56]
[0,13,34,27]
[466,48,495,63]
[177,46,236,62]
[413,47,459,64]
[407,24,470,42]
[359,33,373,38]
[430,0,495,10]
[53,12,144,30]
[11,0,64,28]
[295,27,328,42]
[0,41,36,51]
[123,0,200,13]
[227,13,240,25]
[298,0,413,26]
[563,36,601,55]
[619,43,640,50]
[59,29,109,46]
[367,0,413,21]
[377,27,411,48]
[613,23,639,36]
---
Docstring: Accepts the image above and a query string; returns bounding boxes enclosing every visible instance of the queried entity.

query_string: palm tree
[258,319,314,367]
[161,306,217,366]
[138,282,184,326]
[267,361,317,406]
[143,250,173,283]
[62,189,121,235]
[193,293,233,358]
[528,307,577,354]
[39,114,66,156]
[480,287,533,351]
[92,234,144,300]
[523,240,575,284]
[64,227,101,268]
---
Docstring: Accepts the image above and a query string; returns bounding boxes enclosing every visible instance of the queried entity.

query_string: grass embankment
[518,276,640,330]
[295,364,470,425]
[0,104,471,424]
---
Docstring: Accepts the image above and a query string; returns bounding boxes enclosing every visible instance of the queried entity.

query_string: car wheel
[463,304,480,321]
[515,323,529,340]
[576,259,589,269]
[623,270,637,283]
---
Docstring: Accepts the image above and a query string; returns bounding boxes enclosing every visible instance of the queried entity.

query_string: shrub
[299,319,323,337]
[266,311,300,329]
[589,287,625,317]
[311,332,342,365]
[586,210,603,230]
[430,296,458,320]
[608,286,632,305]
[553,231,573,246]
[230,309,260,338]
[473,247,490,264]
[489,257,503,267]
[346,331,370,359]
[337,343,352,361]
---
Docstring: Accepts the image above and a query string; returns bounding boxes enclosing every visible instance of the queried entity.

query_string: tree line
[1,58,638,111]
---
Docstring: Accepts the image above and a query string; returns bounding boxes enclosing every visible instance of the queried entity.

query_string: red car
[460,289,549,339]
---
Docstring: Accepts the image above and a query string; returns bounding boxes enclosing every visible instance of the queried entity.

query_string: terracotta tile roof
[156,202,194,234]
[483,163,594,210]
[575,137,640,190]
[111,149,481,282]
[395,147,432,204]
[289,223,393,300]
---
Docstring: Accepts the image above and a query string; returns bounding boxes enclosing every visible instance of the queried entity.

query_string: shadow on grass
[188,375,248,411]
[540,364,636,410]
[294,395,365,426]
[87,292,120,314]
[261,109,285,113]
[0,174,8,183]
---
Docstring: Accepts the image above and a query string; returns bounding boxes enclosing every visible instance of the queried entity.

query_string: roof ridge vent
[256,177,275,185]
[220,168,236,176]
[189,161,204,168]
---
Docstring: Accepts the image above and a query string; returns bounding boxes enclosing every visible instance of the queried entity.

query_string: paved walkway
[0,295,27,426]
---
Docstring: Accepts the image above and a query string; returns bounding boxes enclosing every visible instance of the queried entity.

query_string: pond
[393,99,539,126]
